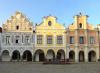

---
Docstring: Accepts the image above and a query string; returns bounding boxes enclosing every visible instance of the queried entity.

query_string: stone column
[96,47,99,62]
[85,47,88,62]
[66,46,69,59]
[75,46,78,62]
[20,51,23,62]
[20,55,23,62]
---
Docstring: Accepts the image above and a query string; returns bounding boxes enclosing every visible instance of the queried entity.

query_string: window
[89,36,95,44]
[16,39,18,43]
[6,36,10,44]
[25,36,30,44]
[37,35,42,44]
[57,36,63,44]
[47,35,52,44]
[15,36,19,44]
[79,36,84,44]
[16,25,19,30]
[70,36,74,44]
[79,23,82,28]
[48,21,52,26]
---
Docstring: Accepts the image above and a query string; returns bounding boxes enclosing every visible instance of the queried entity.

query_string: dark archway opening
[34,49,45,62]
[23,50,32,61]
[12,50,20,61]
[88,51,96,62]
[69,51,75,62]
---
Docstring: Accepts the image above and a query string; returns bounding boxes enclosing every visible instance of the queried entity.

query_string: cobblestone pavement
[0,62,100,73]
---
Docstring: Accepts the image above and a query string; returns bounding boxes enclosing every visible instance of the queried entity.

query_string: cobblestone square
[0,62,100,73]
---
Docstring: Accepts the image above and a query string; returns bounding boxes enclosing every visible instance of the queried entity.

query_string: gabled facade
[1,11,35,61]
[34,16,66,62]
[67,13,99,62]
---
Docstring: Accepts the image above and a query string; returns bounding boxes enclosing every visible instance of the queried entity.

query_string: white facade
[1,32,35,61]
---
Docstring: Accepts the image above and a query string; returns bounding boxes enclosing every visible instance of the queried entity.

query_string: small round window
[48,21,52,26]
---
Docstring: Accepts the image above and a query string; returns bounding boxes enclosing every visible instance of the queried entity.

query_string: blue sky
[0,0,100,27]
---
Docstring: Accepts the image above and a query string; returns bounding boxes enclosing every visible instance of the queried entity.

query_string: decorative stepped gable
[2,11,33,32]
[68,13,94,30]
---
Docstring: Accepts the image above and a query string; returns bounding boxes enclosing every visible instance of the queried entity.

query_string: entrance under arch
[57,49,65,60]
[2,50,10,61]
[12,50,20,61]
[34,49,45,62]
[23,50,32,61]
[79,51,84,62]
[46,49,55,61]
[69,51,75,62]
[88,51,96,62]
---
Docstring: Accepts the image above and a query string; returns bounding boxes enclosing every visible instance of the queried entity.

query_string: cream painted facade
[35,16,66,62]
[0,12,100,62]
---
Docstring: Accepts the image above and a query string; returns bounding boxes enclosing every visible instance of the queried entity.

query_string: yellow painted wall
[36,16,66,47]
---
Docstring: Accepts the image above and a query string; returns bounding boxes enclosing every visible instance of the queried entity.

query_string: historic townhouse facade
[34,16,66,62]
[1,12,35,61]
[0,11,100,62]
[67,13,99,62]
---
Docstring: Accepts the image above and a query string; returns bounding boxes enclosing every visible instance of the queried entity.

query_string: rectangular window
[89,36,95,44]
[15,36,19,44]
[47,35,52,44]
[79,36,84,44]
[70,36,74,44]
[25,36,30,44]
[6,36,10,44]
[57,36,63,44]
[37,35,42,44]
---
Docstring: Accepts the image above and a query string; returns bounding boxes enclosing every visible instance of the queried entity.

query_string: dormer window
[48,21,52,26]
[16,25,19,30]
[79,23,82,28]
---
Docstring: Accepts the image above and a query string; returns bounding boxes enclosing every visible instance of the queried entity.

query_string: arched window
[79,23,82,28]
[16,25,19,30]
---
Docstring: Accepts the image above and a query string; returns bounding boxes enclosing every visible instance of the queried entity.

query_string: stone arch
[12,50,20,61]
[23,50,32,61]
[88,50,96,62]
[2,50,10,61]
[57,49,65,60]
[46,49,55,61]
[69,50,75,62]
[79,51,84,62]
[34,49,45,62]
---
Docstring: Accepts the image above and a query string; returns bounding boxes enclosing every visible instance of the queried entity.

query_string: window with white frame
[57,36,63,44]
[25,36,30,44]
[6,36,10,44]
[15,36,19,44]
[37,35,42,44]
[47,35,52,44]
[70,36,74,44]
[89,36,95,44]
[79,36,84,44]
